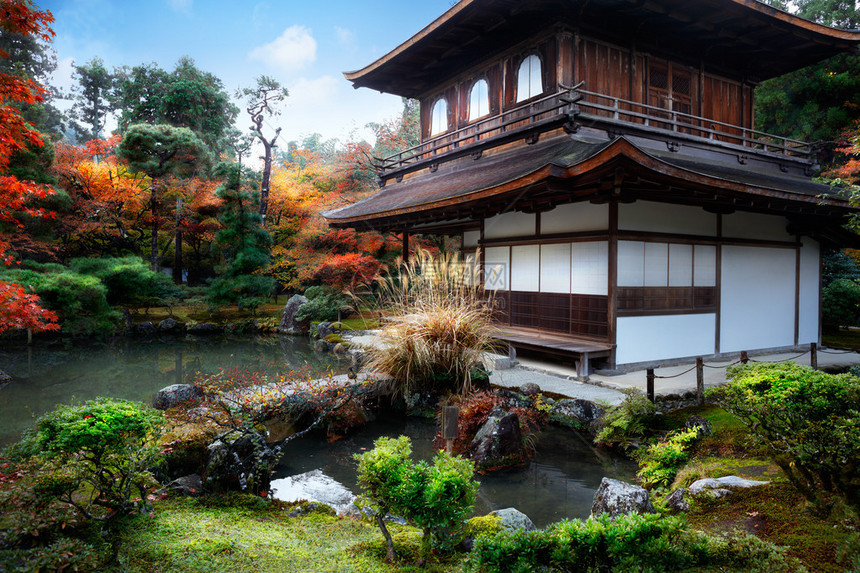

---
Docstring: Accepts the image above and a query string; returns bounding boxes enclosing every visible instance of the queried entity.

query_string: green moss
[115,496,462,572]
[464,515,503,539]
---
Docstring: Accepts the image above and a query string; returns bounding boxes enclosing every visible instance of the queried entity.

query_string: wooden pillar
[696,357,704,406]
[810,342,818,370]
[646,368,655,402]
[402,230,410,265]
[740,351,749,364]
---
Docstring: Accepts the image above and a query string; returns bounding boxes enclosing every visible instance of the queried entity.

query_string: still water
[1,336,635,527]
[0,335,346,446]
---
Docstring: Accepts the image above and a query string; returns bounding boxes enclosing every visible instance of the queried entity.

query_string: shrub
[594,388,657,449]
[355,435,478,563]
[711,362,860,515]
[69,256,178,307]
[9,398,164,521]
[823,278,860,329]
[297,285,351,323]
[366,249,498,397]
[465,513,804,572]
[0,266,120,335]
[637,428,700,490]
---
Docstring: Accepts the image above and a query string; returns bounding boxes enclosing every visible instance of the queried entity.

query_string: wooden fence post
[442,406,459,454]
[696,357,704,406]
[646,369,655,403]
[810,342,818,370]
[740,351,749,364]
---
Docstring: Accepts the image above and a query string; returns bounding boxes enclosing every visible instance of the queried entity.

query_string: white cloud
[51,57,77,94]
[334,26,355,47]
[167,0,193,13]
[249,25,317,73]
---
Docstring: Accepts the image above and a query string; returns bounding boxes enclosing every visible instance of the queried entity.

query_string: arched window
[468,79,489,121]
[516,54,543,102]
[430,97,448,136]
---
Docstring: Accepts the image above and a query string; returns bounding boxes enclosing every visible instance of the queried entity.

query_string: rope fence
[644,342,859,405]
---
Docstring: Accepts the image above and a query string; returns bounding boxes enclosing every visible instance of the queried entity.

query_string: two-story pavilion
[325,0,860,374]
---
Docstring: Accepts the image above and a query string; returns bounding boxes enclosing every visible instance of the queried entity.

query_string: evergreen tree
[69,57,114,142]
[207,163,275,311]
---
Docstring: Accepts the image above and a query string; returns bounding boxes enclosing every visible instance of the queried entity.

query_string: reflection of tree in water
[0,336,346,447]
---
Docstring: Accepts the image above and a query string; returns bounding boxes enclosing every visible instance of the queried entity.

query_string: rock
[333,343,348,355]
[490,508,537,532]
[313,339,328,352]
[550,398,606,430]
[665,488,689,513]
[278,294,309,335]
[469,412,524,470]
[688,476,770,495]
[591,478,655,518]
[286,501,337,518]
[317,321,335,339]
[684,415,713,438]
[188,322,221,335]
[270,469,359,516]
[486,353,516,370]
[159,474,203,498]
[351,351,366,370]
[0,369,11,382]
[153,384,202,410]
[157,317,183,333]
[519,382,540,396]
[135,321,157,336]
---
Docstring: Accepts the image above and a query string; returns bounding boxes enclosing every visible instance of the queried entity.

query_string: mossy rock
[465,514,503,539]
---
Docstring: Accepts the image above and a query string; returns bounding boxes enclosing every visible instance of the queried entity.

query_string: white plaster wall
[798,240,820,344]
[720,246,796,353]
[540,243,571,293]
[618,201,717,236]
[616,314,716,365]
[572,241,608,295]
[484,246,509,291]
[722,212,791,241]
[484,212,536,239]
[541,202,608,234]
[463,230,480,248]
[511,245,540,291]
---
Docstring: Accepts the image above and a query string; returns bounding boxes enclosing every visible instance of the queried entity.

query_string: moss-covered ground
[113,497,461,572]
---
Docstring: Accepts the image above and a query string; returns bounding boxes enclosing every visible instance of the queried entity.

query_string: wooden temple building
[325,0,860,373]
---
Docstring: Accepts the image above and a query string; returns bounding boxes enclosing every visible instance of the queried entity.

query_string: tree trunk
[173,197,183,284]
[260,140,272,226]
[376,513,396,562]
[150,187,160,272]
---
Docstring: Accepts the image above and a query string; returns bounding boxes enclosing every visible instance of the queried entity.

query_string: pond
[273,416,636,528]
[1,336,635,527]
[0,335,347,446]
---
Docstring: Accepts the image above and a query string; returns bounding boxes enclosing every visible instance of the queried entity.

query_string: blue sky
[41,0,455,145]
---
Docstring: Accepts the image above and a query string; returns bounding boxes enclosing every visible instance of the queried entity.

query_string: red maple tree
[0,0,59,333]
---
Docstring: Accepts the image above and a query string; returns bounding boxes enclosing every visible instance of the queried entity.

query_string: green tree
[238,75,288,225]
[113,57,238,153]
[68,56,114,142]
[115,123,210,273]
[207,162,275,310]
[755,0,860,155]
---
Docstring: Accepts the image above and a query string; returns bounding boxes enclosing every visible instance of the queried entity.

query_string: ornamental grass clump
[367,249,498,397]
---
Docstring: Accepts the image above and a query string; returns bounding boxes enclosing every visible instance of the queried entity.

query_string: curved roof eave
[323,137,855,227]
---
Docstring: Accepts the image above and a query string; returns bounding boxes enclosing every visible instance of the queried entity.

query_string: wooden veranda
[494,326,613,378]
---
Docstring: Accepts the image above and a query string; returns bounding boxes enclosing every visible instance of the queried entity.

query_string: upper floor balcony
[374,84,815,180]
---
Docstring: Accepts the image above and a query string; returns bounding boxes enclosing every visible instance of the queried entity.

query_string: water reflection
[274,416,635,528]
[0,335,348,446]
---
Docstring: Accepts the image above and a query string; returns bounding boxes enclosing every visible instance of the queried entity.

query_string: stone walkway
[344,331,860,406]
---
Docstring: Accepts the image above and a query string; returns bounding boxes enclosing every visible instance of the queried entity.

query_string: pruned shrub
[355,435,478,563]
[68,256,178,307]
[367,249,498,397]
[8,398,164,522]
[297,285,351,323]
[711,361,860,515]
[823,278,860,329]
[465,513,804,572]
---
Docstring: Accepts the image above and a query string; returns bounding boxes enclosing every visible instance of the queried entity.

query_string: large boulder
[519,382,540,396]
[591,478,655,518]
[664,488,689,513]
[278,295,309,335]
[270,469,358,516]
[490,507,537,532]
[153,384,202,410]
[158,474,203,498]
[188,322,221,335]
[316,321,335,340]
[469,412,525,470]
[135,321,157,336]
[684,415,713,439]
[550,398,606,430]
[158,317,184,333]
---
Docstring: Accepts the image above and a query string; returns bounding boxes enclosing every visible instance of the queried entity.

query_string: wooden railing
[573,88,813,160]
[376,85,814,174]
